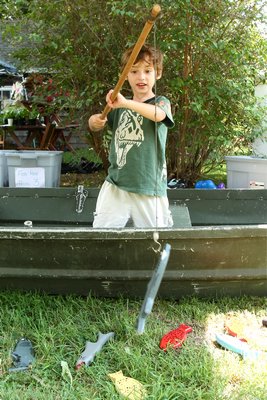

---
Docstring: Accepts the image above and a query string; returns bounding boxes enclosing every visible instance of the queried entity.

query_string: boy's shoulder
[155,96,174,127]
[155,95,171,105]
[155,96,172,112]
[147,95,172,109]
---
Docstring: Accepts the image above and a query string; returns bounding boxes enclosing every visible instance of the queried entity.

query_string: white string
[152,23,161,254]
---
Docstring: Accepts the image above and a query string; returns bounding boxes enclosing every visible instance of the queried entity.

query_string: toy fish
[108,370,147,400]
[76,331,114,369]
[136,243,171,334]
[9,338,35,372]
[159,323,192,350]
[215,333,267,361]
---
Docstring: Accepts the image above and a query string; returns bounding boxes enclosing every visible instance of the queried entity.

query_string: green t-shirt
[106,96,174,196]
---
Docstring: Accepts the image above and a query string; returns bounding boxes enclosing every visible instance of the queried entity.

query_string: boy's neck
[132,92,155,103]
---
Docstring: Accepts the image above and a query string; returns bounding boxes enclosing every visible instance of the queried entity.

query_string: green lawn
[0,292,266,399]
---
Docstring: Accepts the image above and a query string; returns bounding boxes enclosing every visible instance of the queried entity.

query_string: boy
[88,44,174,228]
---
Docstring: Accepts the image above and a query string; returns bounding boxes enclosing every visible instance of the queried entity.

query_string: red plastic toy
[160,324,192,350]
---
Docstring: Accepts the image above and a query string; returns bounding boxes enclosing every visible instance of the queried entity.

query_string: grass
[200,163,227,186]
[0,292,266,399]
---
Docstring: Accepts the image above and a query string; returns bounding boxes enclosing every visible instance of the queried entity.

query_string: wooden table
[51,124,79,152]
[0,124,45,149]
[0,124,78,151]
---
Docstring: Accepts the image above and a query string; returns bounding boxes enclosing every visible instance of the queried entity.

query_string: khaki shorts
[93,181,173,228]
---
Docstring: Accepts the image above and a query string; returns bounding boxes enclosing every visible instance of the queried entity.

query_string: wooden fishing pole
[100,4,161,119]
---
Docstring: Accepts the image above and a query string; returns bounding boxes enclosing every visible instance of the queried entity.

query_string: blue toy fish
[216,333,267,361]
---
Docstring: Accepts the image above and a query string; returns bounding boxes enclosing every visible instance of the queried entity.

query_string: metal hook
[75,185,88,214]
[152,231,161,253]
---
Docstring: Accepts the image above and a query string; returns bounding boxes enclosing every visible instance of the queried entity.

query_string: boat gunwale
[0,224,267,240]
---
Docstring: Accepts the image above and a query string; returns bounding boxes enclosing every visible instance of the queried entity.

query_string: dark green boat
[0,187,266,298]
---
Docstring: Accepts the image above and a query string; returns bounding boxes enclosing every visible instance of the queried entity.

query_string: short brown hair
[121,44,163,76]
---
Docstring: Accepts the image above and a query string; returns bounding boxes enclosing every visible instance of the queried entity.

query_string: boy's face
[127,56,161,100]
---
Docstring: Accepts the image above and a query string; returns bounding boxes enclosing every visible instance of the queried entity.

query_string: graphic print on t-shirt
[115,109,144,169]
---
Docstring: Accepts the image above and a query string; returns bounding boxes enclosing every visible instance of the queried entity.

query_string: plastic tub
[225,155,267,189]
[6,151,63,188]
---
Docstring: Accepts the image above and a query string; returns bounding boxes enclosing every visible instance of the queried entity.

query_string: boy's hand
[106,90,127,109]
[88,114,107,132]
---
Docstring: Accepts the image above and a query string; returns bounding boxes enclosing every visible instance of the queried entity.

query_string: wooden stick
[101,4,161,119]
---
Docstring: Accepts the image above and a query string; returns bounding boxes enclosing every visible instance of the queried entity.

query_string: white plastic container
[252,84,267,157]
[0,151,6,187]
[0,150,17,186]
[6,151,63,188]
[225,155,267,189]
[253,134,267,157]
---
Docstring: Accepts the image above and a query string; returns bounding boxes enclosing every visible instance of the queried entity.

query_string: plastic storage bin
[0,150,17,187]
[225,156,267,189]
[6,151,63,188]
[0,151,6,187]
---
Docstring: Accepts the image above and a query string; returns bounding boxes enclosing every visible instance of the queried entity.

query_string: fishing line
[152,23,161,253]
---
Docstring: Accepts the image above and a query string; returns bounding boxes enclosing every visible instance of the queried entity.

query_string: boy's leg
[93,181,130,228]
[130,193,173,228]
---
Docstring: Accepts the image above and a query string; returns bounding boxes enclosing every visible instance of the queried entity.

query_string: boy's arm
[106,91,166,122]
[124,100,166,122]
[88,114,107,132]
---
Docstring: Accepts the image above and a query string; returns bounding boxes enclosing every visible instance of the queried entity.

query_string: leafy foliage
[3,0,267,182]
[1,103,30,119]
[23,74,73,122]
[164,0,267,182]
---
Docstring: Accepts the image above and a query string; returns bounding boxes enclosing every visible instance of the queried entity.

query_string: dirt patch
[60,170,106,188]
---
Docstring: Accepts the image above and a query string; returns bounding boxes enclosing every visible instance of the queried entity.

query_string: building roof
[0,60,18,76]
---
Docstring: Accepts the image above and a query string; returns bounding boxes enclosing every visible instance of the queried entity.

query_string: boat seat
[124,204,192,228]
[169,203,192,228]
